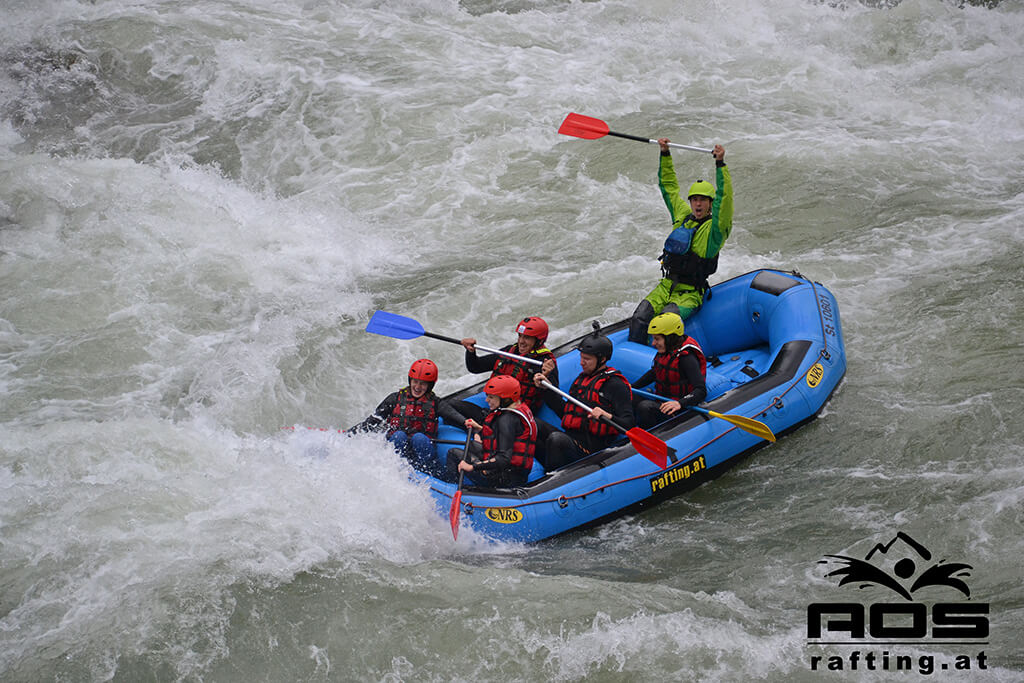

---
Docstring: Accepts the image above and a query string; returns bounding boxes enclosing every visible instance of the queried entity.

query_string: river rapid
[1,0,1022,680]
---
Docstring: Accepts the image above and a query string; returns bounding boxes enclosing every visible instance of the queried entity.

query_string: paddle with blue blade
[365,310,541,365]
[540,379,670,469]
[632,388,776,442]
[558,112,713,154]
[449,428,476,541]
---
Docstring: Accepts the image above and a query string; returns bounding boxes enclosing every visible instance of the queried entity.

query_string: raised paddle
[539,379,670,469]
[632,388,776,443]
[449,428,475,540]
[365,311,543,366]
[558,112,713,154]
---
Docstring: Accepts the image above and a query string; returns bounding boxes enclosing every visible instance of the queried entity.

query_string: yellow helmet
[648,312,685,337]
[687,180,715,200]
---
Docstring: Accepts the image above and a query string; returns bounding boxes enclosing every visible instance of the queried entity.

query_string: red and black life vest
[480,403,537,470]
[492,345,554,411]
[387,388,438,437]
[561,367,630,438]
[653,336,706,398]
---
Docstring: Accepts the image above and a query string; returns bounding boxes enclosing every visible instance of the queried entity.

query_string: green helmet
[687,180,715,200]
[648,312,685,337]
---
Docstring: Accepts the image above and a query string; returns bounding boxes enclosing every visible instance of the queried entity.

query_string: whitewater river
[2,0,1022,680]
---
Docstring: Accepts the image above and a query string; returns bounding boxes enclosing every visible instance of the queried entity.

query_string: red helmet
[484,374,521,401]
[516,316,549,344]
[408,358,438,383]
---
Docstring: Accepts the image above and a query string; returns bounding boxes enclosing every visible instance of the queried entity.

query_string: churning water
[1,0,1022,680]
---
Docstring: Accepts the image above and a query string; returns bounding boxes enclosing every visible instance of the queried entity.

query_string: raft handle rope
[431,440,723,514]
[809,277,836,361]
[431,367,788,513]
[746,275,837,421]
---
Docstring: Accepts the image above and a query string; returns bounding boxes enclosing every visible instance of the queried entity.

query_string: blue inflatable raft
[421,268,846,543]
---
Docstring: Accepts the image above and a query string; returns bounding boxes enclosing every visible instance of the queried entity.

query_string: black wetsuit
[350,391,467,434]
[632,352,707,428]
[455,346,560,460]
[542,368,635,470]
[445,410,531,487]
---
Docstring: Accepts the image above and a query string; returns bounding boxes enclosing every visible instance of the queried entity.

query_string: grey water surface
[1,0,1022,680]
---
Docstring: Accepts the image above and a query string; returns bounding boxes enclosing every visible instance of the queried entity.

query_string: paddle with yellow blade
[633,388,776,442]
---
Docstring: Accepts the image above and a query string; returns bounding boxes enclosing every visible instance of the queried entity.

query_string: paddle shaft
[633,387,679,403]
[540,379,630,434]
[423,330,544,367]
[449,428,475,541]
[634,387,734,419]
[632,388,776,442]
[608,130,713,154]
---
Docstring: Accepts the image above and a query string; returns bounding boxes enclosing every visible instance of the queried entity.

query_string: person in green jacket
[627,139,732,344]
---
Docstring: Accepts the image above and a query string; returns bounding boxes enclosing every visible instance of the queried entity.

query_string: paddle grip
[600,415,629,434]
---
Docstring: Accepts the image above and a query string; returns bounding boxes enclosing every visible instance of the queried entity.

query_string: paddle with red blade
[448,428,476,541]
[365,310,542,366]
[540,379,670,469]
[558,112,713,154]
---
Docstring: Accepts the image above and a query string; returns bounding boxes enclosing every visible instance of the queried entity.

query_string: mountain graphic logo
[819,532,973,600]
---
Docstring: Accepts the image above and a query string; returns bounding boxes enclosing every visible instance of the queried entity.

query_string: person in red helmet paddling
[457,316,561,461]
[445,375,538,488]
[351,358,470,475]
[459,316,559,418]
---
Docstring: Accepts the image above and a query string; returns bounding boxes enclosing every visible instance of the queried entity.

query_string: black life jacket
[660,215,719,292]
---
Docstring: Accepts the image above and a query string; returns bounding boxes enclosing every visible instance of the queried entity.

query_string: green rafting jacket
[658,153,733,260]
